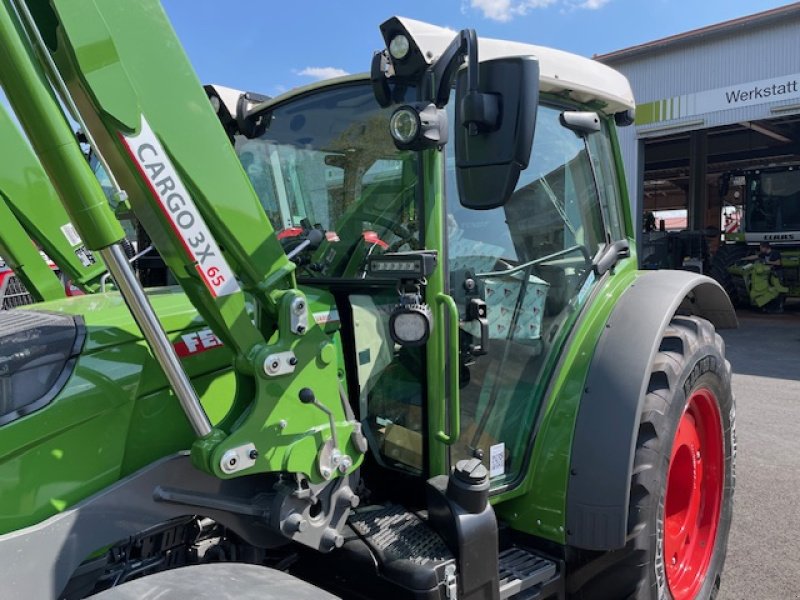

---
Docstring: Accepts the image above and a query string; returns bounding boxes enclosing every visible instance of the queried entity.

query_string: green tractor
[712,165,800,309]
[0,2,737,599]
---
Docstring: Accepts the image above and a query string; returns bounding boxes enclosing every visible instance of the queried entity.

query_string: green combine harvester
[0,2,737,599]
[712,166,800,309]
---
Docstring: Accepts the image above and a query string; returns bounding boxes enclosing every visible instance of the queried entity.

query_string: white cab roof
[396,17,635,115]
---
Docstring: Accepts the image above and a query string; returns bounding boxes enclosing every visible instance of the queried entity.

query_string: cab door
[444,103,626,487]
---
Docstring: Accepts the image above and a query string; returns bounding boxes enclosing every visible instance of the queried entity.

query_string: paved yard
[718,306,800,600]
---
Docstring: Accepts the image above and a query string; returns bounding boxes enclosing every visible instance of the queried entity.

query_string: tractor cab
[222,18,636,494]
[714,165,800,307]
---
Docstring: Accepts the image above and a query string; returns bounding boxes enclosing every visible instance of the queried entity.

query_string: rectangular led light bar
[366,251,437,280]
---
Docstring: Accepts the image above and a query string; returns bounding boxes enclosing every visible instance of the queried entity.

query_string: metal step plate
[498,547,557,599]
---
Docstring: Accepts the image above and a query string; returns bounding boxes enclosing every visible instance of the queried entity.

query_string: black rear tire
[710,244,748,307]
[571,316,736,599]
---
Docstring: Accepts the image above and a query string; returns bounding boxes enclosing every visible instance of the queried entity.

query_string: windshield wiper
[476,244,589,278]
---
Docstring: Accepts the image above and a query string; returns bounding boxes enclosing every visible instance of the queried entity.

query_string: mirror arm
[592,239,631,276]
[431,29,478,108]
[432,29,499,134]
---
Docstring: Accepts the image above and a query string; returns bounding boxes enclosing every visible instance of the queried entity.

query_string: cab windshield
[746,168,800,233]
[235,84,420,278]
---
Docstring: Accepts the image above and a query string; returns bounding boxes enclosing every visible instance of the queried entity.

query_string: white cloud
[470,0,516,22]
[470,0,555,22]
[296,66,350,81]
[574,0,610,8]
[470,0,608,21]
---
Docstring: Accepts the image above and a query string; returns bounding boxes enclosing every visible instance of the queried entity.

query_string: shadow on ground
[720,307,800,381]
[717,313,800,600]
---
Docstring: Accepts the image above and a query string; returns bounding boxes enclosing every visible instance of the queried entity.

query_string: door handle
[434,293,460,445]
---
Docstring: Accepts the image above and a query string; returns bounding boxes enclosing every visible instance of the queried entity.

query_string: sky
[0,1,795,116]
[161,0,797,97]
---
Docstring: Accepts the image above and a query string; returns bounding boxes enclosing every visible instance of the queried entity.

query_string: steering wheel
[343,218,421,277]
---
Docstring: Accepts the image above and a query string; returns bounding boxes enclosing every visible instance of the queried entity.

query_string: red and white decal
[313,308,340,326]
[173,327,224,358]
[121,117,240,298]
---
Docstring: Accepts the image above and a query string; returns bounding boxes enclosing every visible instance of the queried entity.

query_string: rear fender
[566,271,736,551]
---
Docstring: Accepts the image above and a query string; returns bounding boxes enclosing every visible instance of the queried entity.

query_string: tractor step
[498,547,558,599]
[344,505,560,599]
[348,505,456,587]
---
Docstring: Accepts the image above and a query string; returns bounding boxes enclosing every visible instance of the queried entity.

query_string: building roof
[595,2,800,63]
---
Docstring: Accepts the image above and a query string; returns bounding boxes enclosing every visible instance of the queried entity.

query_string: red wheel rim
[664,388,724,599]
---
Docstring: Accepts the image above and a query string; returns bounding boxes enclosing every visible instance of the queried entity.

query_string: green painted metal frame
[0,102,107,291]
[0,195,64,302]
[421,148,459,476]
[0,290,236,533]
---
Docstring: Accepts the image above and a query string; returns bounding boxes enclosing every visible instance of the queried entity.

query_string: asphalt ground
[717,302,800,600]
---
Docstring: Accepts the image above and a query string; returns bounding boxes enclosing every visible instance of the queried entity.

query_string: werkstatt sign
[636,73,800,125]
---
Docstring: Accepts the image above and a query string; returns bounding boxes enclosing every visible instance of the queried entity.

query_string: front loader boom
[0,0,362,552]
[0,101,108,294]
[0,194,64,303]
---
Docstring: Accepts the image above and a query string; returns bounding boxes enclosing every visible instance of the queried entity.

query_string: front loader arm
[0,195,64,303]
[0,0,363,531]
[23,0,292,354]
[0,102,107,292]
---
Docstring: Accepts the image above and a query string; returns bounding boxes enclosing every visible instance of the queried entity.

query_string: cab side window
[446,103,616,486]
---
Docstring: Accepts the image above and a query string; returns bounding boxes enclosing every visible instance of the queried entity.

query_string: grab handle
[434,293,460,445]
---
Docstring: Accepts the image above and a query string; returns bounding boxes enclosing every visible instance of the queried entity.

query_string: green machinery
[712,166,800,308]
[0,100,109,307]
[0,2,738,599]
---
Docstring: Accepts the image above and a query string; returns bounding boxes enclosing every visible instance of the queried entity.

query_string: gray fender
[565,270,736,551]
[89,563,338,599]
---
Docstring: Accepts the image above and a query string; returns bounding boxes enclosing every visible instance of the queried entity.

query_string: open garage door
[640,113,800,270]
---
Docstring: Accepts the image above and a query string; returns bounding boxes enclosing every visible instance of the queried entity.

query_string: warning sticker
[313,308,340,326]
[60,223,82,247]
[121,117,240,298]
[75,246,96,268]
[489,442,505,478]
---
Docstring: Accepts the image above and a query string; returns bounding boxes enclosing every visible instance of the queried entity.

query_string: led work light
[367,252,437,347]
[388,103,448,151]
[388,34,410,60]
[389,299,433,347]
[389,107,419,145]
[366,252,437,280]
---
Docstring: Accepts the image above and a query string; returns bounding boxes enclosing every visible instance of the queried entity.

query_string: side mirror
[455,56,539,210]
